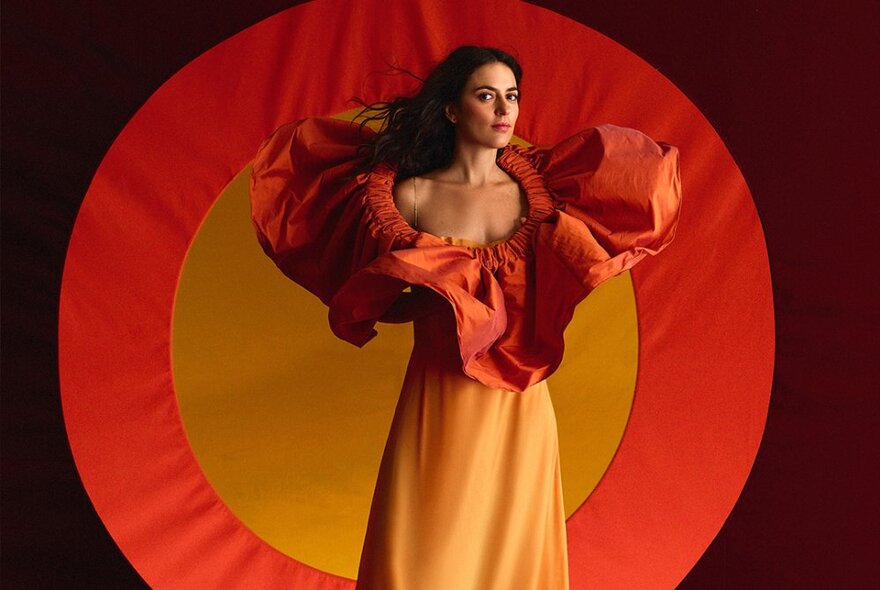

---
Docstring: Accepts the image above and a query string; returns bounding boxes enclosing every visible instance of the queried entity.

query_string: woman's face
[446,62,519,150]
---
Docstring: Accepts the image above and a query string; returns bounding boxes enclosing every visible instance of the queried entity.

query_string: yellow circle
[172,113,638,578]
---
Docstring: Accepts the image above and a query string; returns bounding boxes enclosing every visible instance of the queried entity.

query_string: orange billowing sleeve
[526,124,681,289]
[250,117,393,306]
[250,117,496,354]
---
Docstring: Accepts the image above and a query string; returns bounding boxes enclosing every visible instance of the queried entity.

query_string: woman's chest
[415,183,528,244]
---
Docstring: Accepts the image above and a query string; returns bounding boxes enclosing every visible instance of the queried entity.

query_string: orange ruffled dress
[250,118,681,590]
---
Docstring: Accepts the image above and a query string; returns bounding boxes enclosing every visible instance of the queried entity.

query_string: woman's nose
[495,100,509,114]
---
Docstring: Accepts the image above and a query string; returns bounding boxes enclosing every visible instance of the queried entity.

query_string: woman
[250,46,681,590]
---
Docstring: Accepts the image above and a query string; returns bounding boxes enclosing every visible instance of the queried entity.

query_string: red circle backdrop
[58,0,774,587]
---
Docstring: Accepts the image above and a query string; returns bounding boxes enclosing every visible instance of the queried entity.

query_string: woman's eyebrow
[473,85,519,92]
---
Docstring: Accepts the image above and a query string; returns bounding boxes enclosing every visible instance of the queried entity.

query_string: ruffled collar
[360,145,554,269]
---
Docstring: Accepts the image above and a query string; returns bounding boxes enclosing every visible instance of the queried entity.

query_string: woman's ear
[444,103,458,124]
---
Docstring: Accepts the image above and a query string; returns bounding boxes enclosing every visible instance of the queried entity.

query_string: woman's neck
[442,142,504,186]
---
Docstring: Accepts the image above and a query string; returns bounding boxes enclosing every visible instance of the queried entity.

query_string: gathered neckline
[360,145,555,268]
[439,235,507,249]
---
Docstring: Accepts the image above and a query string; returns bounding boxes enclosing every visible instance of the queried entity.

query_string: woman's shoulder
[387,168,467,227]
[390,175,416,228]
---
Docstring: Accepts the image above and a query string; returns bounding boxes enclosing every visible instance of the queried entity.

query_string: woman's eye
[479,92,494,101]
[507,94,519,102]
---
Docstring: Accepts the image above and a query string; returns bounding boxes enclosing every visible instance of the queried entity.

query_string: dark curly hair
[353,46,523,179]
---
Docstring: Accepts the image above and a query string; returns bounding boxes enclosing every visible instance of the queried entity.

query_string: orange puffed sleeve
[250,117,396,306]
[524,124,681,289]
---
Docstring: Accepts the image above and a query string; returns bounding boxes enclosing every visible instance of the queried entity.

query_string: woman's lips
[492,123,511,131]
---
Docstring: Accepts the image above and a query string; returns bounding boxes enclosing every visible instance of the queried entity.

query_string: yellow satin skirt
[355,297,569,590]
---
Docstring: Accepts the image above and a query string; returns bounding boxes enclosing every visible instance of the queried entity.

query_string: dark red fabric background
[2,1,877,587]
